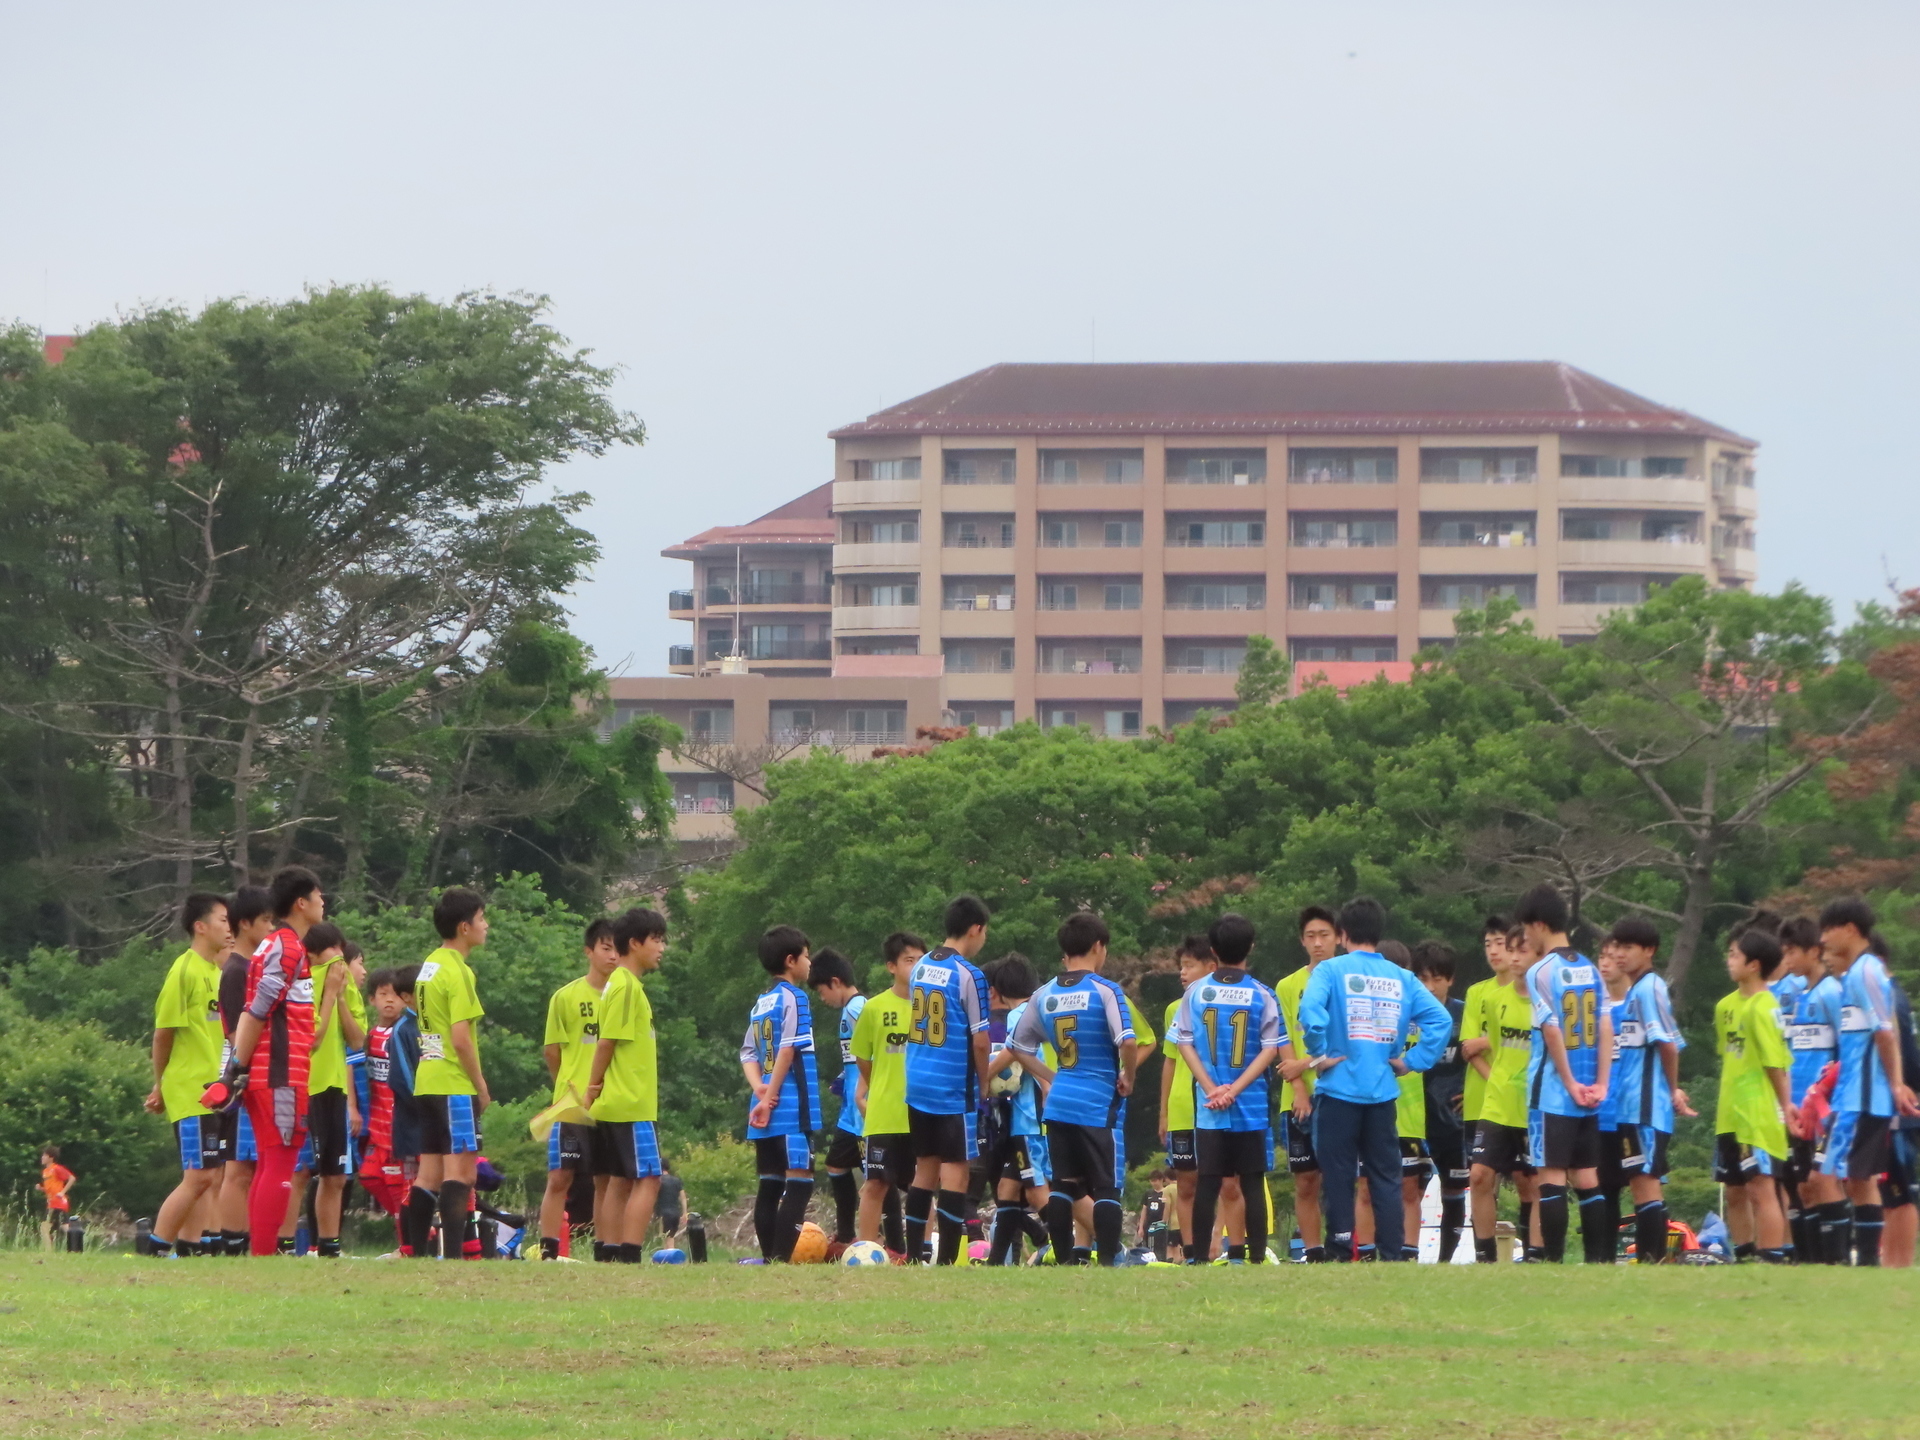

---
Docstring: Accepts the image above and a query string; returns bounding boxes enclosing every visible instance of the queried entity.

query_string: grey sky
[8,3,1916,674]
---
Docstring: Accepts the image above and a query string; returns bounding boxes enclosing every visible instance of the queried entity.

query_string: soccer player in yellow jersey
[1714,928,1795,1262]
[409,887,491,1260]
[1276,906,1339,1260]
[1466,922,1542,1261]
[539,918,617,1260]
[852,932,924,1253]
[145,893,231,1258]
[302,921,363,1258]
[587,907,669,1262]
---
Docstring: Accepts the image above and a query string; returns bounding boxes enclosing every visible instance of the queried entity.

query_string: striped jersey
[1526,948,1603,1117]
[1835,954,1897,1118]
[835,993,868,1136]
[1611,970,1682,1132]
[740,980,821,1138]
[244,926,313,1106]
[1009,970,1134,1128]
[903,946,990,1116]
[1787,974,1843,1105]
[1168,969,1284,1133]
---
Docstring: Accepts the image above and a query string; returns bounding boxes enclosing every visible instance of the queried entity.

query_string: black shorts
[1820,1111,1893,1183]
[1470,1120,1535,1177]
[993,1133,1046,1189]
[1530,1112,1602,1173]
[753,1134,812,1175]
[1167,1130,1198,1173]
[174,1115,225,1171]
[907,1106,972,1166]
[1427,1127,1468,1189]
[307,1089,355,1178]
[415,1093,481,1156]
[1883,1131,1918,1210]
[1614,1125,1671,1179]
[1281,1101,1319,1175]
[862,1132,916,1188]
[1196,1128,1271,1178]
[1713,1132,1777,1185]
[825,1128,863,1172]
[597,1121,664,1180]
[550,1121,592,1173]
[1784,1134,1818,1187]
[1399,1137,1433,1185]
[1045,1120,1120,1194]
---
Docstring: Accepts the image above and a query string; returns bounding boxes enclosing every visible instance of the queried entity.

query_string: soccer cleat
[735,1256,767,1265]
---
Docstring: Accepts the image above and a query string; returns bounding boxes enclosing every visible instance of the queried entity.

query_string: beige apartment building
[618,361,1757,833]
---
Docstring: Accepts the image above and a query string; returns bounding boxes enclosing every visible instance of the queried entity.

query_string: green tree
[1234,632,1290,707]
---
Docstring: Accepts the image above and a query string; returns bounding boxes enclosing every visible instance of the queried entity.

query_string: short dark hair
[340,938,362,965]
[1818,898,1876,939]
[1744,909,1784,937]
[303,921,346,955]
[1057,910,1110,959]
[1505,924,1527,950]
[944,895,991,940]
[1379,939,1413,969]
[807,948,856,991]
[614,907,668,952]
[40,1144,58,1161]
[1514,884,1570,935]
[1779,916,1820,951]
[1176,934,1214,963]
[432,887,486,941]
[1607,917,1661,951]
[882,931,927,965]
[984,953,1036,1001]
[1483,914,1512,937]
[583,918,616,950]
[1410,940,1456,981]
[367,967,399,995]
[181,893,227,934]
[268,865,322,921]
[1734,928,1784,979]
[758,925,809,976]
[1297,905,1337,936]
[228,884,273,928]
[393,963,420,996]
[1208,913,1256,967]
[1336,896,1387,948]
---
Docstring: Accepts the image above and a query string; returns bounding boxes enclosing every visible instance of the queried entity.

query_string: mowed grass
[0,1254,1916,1439]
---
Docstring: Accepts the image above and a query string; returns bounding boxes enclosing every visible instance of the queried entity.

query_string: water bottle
[133,1217,155,1256]
[686,1212,707,1263]
[1288,1232,1305,1262]
[1148,1221,1169,1262]
[65,1217,86,1253]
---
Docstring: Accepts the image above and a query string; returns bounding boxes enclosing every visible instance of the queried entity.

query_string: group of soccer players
[139,861,1917,1267]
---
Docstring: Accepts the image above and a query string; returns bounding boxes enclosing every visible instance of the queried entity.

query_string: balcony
[1291,598,1397,612]
[1166,596,1266,610]
[668,644,693,667]
[943,593,1015,611]
[1420,528,1534,548]
[834,541,922,571]
[770,728,908,748]
[1038,654,1142,675]
[1559,539,1705,569]
[669,589,695,612]
[833,604,922,632]
[1560,475,1708,508]
[1167,523,1264,548]
[1165,648,1247,675]
[945,655,1015,675]
[743,639,834,662]
[945,533,1015,550]
[704,583,832,606]
[674,795,734,814]
[1714,480,1758,517]
[834,478,922,508]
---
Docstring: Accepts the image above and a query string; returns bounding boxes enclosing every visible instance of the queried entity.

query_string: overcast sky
[8,3,1916,673]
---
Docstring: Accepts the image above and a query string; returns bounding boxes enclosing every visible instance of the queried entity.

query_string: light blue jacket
[1299,950,1452,1105]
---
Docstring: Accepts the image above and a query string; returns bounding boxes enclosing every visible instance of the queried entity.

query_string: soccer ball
[649,1248,687,1265]
[966,1240,991,1264]
[789,1222,830,1264]
[841,1240,889,1267]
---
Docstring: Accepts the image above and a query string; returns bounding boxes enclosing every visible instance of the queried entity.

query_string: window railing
[674,796,734,814]
[1165,597,1266,610]
[745,639,834,661]
[1421,532,1534,548]
[1165,659,1246,674]
[943,593,1015,610]
[1291,534,1395,549]
[668,590,695,611]
[1291,598,1397,612]
[771,727,906,746]
[668,645,694,666]
[1290,468,1396,484]
[1420,595,1534,610]
[946,657,1015,674]
[1167,533,1264,547]
[1038,658,1141,674]
[945,533,1015,549]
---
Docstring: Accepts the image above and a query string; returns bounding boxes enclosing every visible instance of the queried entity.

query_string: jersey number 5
[1054,1016,1079,1069]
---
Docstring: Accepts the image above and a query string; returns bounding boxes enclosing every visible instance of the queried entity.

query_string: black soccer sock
[317,1237,342,1259]
[1815,1200,1851,1265]
[1734,1241,1758,1261]
[199,1232,219,1256]
[1042,1193,1078,1264]
[1854,1204,1884,1267]
[592,1239,613,1263]
[1091,1192,1124,1267]
[1020,1208,1049,1248]
[221,1228,247,1257]
[989,1204,1023,1266]
[618,1242,642,1264]
[934,1189,966,1265]
[1240,1170,1270,1262]
[1601,1187,1622,1258]
[963,1192,984,1243]
[1440,1195,1466,1262]
[1188,1175,1222,1265]
[882,1187,906,1255]
[403,1186,437,1257]
[1226,1243,1247,1261]
[1634,1201,1668,1264]
[1475,1235,1499,1264]
[540,1236,561,1261]
[754,1178,785,1259]
[1517,1200,1534,1252]
[903,1186,934,1262]
[774,1179,815,1262]
[172,1238,195,1257]
[437,1181,471,1261]
[827,1171,859,1244]
[1576,1187,1609,1264]
[1537,1184,1569,1263]
[1760,1246,1794,1264]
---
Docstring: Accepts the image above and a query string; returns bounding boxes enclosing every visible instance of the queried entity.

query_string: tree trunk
[163,668,193,894]
[230,700,261,887]
[270,691,335,872]
[1666,845,1718,999]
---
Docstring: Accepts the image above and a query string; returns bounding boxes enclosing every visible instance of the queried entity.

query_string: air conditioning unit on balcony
[717,655,749,675]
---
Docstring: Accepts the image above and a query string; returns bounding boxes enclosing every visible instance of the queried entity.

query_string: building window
[943,578,1014,610]
[948,707,1014,733]
[845,518,918,544]
[690,707,733,742]
[1290,515,1394,548]
[944,452,1014,484]
[1561,575,1654,606]
[1420,514,1534,547]
[1421,450,1536,482]
[1290,578,1396,611]
[1169,450,1266,485]
[1104,709,1142,737]
[1104,582,1141,610]
[944,643,1014,674]
[1167,645,1248,674]
[1168,581,1265,610]
[1042,582,1080,610]
[1420,578,1536,610]
[1044,709,1080,729]
[1561,455,1690,478]
[1040,450,1142,483]
[1290,639,1398,663]
[1039,644,1142,675]
[846,709,906,740]
[847,582,918,607]
[945,518,1015,548]
[1289,449,1397,483]
[1169,520,1263,547]
[852,457,921,480]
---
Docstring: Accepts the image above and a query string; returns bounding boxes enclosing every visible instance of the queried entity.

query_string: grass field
[0,1254,1916,1439]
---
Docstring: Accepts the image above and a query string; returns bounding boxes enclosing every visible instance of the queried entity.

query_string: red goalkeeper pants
[244,1090,307,1257]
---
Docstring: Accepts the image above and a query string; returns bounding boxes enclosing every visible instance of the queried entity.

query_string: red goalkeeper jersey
[244,926,313,1109]
[365,1022,395,1153]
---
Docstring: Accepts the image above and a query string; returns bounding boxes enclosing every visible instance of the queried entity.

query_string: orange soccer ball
[789,1222,830,1264]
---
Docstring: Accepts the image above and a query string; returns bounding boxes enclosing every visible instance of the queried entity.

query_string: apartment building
[623,360,1756,833]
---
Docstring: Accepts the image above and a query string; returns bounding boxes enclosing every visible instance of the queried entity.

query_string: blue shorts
[1025,1133,1051,1186]
[235,1107,258,1164]
[1112,1125,1127,1183]
[295,1134,315,1172]
[175,1115,223,1171]
[755,1132,812,1174]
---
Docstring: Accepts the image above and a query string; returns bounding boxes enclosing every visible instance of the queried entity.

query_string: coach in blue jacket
[1298,897,1451,1261]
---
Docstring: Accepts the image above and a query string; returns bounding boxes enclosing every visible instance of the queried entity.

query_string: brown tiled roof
[662,482,833,559]
[830,363,1753,445]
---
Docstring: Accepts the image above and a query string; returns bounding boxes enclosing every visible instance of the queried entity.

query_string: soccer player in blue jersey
[1605,917,1693,1263]
[1817,899,1919,1265]
[807,949,866,1250]
[903,895,995,1265]
[741,925,822,1262]
[1006,911,1138,1265]
[1298,897,1451,1261]
[981,954,1055,1265]
[1515,884,1614,1264]
[1778,916,1844,1261]
[1170,912,1290,1264]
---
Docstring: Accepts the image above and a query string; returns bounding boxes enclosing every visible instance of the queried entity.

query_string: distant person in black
[656,1161,685,1241]
[1412,940,1469,1262]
